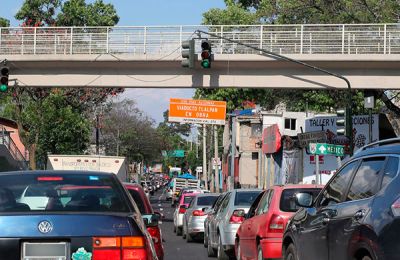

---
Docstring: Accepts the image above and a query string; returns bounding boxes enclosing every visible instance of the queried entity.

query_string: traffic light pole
[196,30,354,155]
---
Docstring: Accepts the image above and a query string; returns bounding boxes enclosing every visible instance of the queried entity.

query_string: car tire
[217,235,229,260]
[182,224,186,239]
[176,227,182,236]
[186,231,193,242]
[207,234,216,257]
[257,243,264,260]
[236,240,241,260]
[173,225,176,233]
[204,229,208,248]
[284,243,298,260]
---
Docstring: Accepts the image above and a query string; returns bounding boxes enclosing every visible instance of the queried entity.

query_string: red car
[124,183,164,260]
[235,185,322,260]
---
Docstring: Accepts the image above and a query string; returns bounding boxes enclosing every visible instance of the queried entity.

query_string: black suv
[283,138,400,260]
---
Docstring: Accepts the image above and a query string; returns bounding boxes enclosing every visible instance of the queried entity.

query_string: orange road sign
[169,98,227,125]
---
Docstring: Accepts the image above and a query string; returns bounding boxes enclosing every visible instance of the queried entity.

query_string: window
[251,123,262,137]
[284,118,297,130]
[252,152,259,160]
[234,191,262,206]
[280,188,321,212]
[256,190,273,215]
[128,190,146,214]
[346,157,385,201]
[183,196,194,204]
[247,191,265,218]
[382,157,399,188]
[197,196,218,206]
[319,161,358,207]
[218,193,231,213]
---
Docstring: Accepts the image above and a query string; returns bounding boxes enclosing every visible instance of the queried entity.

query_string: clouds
[122,88,195,123]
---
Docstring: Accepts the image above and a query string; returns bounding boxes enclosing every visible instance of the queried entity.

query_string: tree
[57,0,119,26]
[201,1,396,115]
[8,0,122,168]
[0,18,10,27]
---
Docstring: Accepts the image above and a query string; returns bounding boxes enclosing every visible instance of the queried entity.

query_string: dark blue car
[283,138,400,260]
[0,170,158,260]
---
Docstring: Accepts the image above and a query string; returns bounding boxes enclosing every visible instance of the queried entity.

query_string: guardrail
[0,24,399,56]
[0,128,29,170]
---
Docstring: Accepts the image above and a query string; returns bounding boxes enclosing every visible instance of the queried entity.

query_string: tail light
[268,214,285,233]
[192,210,205,216]
[179,207,186,214]
[391,197,400,216]
[229,209,245,224]
[147,226,161,244]
[93,236,147,260]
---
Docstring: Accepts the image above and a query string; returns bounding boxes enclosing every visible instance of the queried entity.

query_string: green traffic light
[0,84,7,93]
[201,59,210,68]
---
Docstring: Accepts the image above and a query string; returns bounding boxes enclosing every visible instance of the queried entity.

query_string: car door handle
[353,210,365,220]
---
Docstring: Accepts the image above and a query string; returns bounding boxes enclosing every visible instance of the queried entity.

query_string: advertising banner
[303,115,378,184]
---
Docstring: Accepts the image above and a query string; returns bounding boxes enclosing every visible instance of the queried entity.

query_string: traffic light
[181,39,195,69]
[336,108,352,137]
[0,67,8,93]
[201,40,212,68]
[336,109,346,136]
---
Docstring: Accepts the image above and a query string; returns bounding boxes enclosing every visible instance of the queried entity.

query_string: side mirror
[154,211,164,220]
[295,192,314,208]
[142,213,160,227]
[233,209,246,218]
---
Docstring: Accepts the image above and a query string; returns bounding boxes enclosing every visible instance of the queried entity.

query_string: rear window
[128,189,147,214]
[280,188,321,212]
[184,196,194,204]
[0,173,131,213]
[234,191,262,206]
[197,196,218,206]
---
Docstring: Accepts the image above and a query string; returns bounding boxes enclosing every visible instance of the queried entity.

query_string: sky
[0,0,226,123]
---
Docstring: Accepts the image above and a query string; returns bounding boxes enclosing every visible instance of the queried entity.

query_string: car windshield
[0,173,130,213]
[280,188,322,212]
[197,196,218,206]
[234,191,262,206]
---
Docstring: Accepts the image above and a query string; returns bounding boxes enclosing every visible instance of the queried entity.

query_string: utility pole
[230,116,236,191]
[203,124,208,190]
[96,114,100,155]
[214,125,220,193]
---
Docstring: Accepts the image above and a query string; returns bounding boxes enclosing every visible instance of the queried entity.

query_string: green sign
[162,150,185,158]
[309,143,345,156]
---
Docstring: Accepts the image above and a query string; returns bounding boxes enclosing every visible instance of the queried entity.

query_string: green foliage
[0,18,10,27]
[255,0,400,24]
[202,3,258,25]
[195,88,276,112]
[15,0,61,26]
[57,0,119,26]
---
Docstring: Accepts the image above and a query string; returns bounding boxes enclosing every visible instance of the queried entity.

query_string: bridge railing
[0,24,399,56]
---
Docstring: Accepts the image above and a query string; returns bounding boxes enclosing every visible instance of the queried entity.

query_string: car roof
[354,144,400,158]
[272,184,324,190]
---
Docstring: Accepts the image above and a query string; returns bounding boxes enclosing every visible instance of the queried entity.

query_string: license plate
[22,242,70,260]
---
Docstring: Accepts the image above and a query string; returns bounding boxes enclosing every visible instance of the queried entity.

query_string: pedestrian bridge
[1,24,399,89]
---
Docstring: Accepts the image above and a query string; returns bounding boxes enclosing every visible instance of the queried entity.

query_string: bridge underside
[4,54,400,89]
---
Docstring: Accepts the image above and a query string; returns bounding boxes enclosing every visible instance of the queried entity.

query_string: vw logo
[38,221,53,234]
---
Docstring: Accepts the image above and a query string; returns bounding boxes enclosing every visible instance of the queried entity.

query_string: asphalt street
[150,188,213,260]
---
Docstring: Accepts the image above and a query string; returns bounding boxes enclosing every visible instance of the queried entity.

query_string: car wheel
[207,234,216,257]
[173,225,176,233]
[284,244,298,260]
[182,224,186,239]
[257,243,264,260]
[236,240,241,260]
[176,227,182,236]
[217,235,229,260]
[186,231,193,243]
[204,229,208,248]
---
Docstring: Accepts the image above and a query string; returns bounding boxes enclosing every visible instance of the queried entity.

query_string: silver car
[206,189,262,260]
[182,193,219,242]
